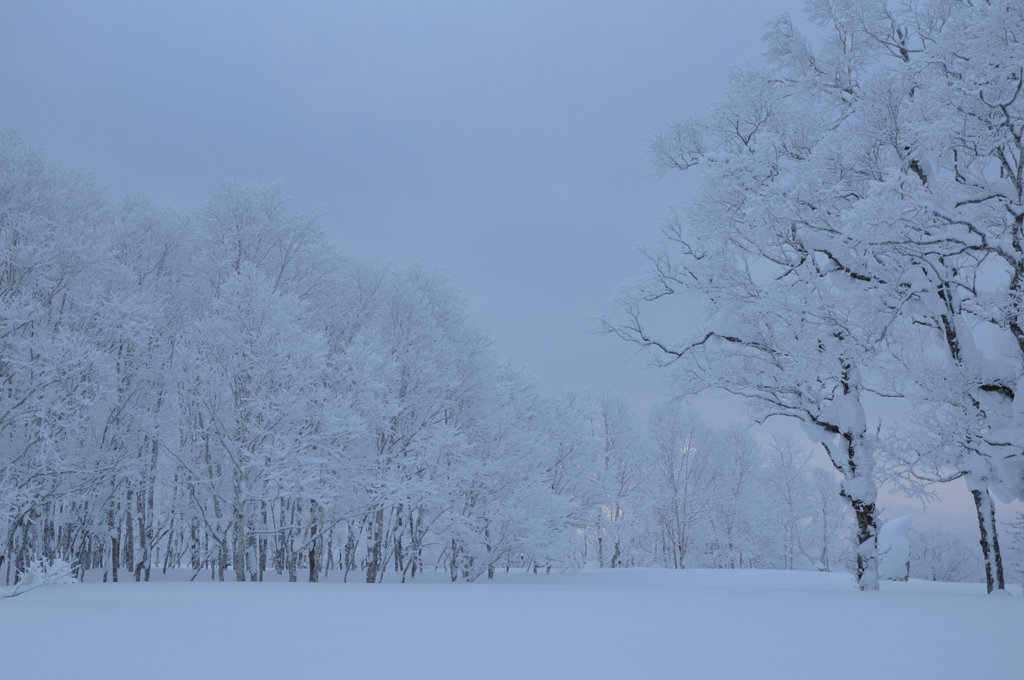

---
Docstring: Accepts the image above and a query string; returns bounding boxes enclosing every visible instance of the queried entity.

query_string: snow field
[1,569,1018,680]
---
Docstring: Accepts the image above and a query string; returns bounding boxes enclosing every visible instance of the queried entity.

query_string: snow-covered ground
[1,569,1019,679]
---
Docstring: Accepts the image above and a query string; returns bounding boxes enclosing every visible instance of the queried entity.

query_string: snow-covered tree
[759,435,816,570]
[607,55,900,589]
[606,0,1024,591]
[0,131,117,583]
[643,402,721,569]
[805,467,853,573]
[703,424,762,569]
[591,392,645,568]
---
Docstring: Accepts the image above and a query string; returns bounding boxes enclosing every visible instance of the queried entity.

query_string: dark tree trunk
[366,510,384,584]
[971,488,1005,593]
[309,522,318,583]
[234,509,246,582]
[107,504,120,583]
[342,520,359,584]
[844,492,878,591]
[217,544,227,582]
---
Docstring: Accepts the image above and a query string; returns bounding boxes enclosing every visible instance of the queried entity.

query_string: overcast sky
[0,0,816,402]
[1,0,996,533]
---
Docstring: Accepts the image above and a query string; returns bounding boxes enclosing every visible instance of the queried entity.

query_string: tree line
[0,129,875,585]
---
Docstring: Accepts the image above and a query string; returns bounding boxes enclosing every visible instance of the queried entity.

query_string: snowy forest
[0,131,868,588]
[5,0,1024,598]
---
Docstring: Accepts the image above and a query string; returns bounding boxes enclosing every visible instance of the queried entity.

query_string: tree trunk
[259,501,268,581]
[824,365,879,591]
[134,476,146,581]
[124,489,135,578]
[139,434,160,581]
[846,492,878,591]
[343,520,359,584]
[234,507,246,582]
[218,545,227,582]
[108,505,119,583]
[309,521,318,583]
[837,432,879,592]
[450,539,460,582]
[366,510,384,584]
[971,487,1005,593]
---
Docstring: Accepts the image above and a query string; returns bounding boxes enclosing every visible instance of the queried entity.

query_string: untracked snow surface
[1,569,1018,679]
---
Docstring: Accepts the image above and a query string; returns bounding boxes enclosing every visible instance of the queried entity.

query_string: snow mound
[878,515,914,581]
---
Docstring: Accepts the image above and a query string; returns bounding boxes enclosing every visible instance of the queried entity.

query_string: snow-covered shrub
[0,557,77,598]
[878,516,913,581]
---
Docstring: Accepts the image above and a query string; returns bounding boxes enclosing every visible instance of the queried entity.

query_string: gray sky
[0,0,811,404]
[1,1,995,533]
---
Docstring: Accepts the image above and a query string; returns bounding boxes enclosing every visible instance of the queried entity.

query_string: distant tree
[1005,512,1024,590]
[593,392,645,569]
[806,468,853,573]
[759,436,815,571]
[908,526,984,584]
[643,402,720,569]
[704,425,762,569]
